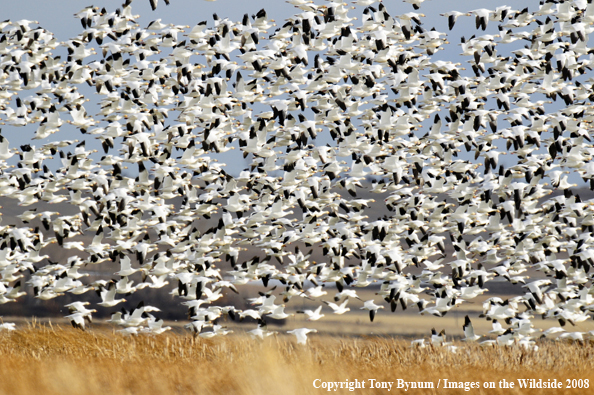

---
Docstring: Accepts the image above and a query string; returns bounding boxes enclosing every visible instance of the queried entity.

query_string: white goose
[287,328,317,345]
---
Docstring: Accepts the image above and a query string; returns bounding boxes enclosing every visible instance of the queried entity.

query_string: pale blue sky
[0,0,560,177]
[3,0,538,42]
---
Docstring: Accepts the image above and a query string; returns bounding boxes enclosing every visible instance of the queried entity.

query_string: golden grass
[0,323,593,395]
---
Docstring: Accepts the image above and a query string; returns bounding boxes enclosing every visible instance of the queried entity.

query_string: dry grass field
[0,323,593,395]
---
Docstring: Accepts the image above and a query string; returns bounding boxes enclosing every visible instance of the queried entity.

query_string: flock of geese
[0,0,593,348]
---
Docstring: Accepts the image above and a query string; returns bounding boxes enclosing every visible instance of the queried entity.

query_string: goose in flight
[430,328,447,346]
[489,320,506,336]
[149,0,170,11]
[323,299,350,315]
[97,281,127,307]
[361,299,384,322]
[267,305,293,320]
[141,314,172,335]
[462,315,481,342]
[66,312,92,330]
[440,11,470,30]
[287,328,317,345]
[65,299,96,331]
[296,305,324,321]
[0,322,16,331]
[248,323,277,340]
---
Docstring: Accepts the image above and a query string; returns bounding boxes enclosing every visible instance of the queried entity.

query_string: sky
[2,0,539,41]
[0,0,567,178]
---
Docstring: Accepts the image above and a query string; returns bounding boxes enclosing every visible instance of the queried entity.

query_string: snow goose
[148,0,170,12]
[97,281,127,307]
[267,305,293,320]
[66,312,91,330]
[248,324,277,340]
[361,299,384,322]
[287,328,317,345]
[440,11,470,30]
[323,299,350,315]
[0,322,16,331]
[296,305,324,321]
[541,327,565,339]
[141,315,172,335]
[462,316,481,342]
[426,326,444,345]
[489,320,506,336]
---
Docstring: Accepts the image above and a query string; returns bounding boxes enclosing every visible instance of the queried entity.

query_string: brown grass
[0,323,593,395]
